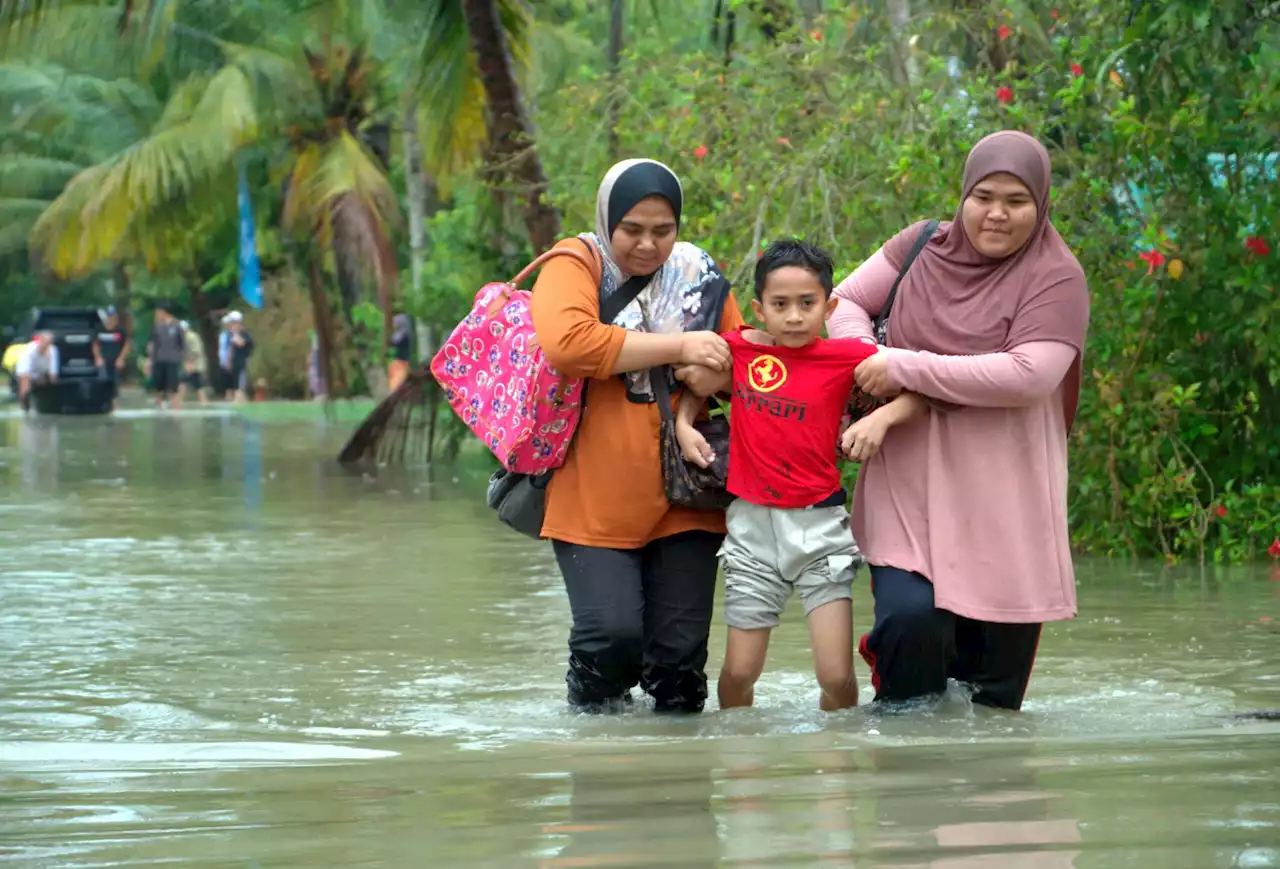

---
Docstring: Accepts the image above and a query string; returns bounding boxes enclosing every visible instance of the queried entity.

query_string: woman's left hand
[854,351,899,399]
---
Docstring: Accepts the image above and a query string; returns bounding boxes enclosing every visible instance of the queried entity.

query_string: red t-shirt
[724,327,879,508]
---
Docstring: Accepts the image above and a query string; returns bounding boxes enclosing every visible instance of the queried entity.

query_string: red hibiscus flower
[1215,505,1228,519]
[1268,539,1280,559]
[996,86,1014,104]
[1138,249,1166,275]
[1245,236,1271,256]
[1070,62,1083,77]
[1050,9,1060,19]
[693,145,708,160]
[776,137,791,145]
[997,24,1013,41]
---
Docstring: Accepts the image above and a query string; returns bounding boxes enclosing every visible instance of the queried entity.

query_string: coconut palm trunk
[461,0,561,254]
[607,0,623,160]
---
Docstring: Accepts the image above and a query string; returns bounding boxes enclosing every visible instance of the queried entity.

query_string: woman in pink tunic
[829,131,1090,710]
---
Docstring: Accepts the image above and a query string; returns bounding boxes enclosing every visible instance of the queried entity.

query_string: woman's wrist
[881,347,915,392]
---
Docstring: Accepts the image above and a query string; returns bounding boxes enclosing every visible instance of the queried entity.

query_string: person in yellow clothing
[3,340,27,377]
[4,338,29,403]
[180,320,209,405]
[529,158,743,714]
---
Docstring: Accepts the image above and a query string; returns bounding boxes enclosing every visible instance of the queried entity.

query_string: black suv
[19,307,116,415]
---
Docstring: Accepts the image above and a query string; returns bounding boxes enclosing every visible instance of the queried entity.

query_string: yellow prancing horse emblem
[747,354,787,393]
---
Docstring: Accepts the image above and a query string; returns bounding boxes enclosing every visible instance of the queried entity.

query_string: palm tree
[460,0,560,253]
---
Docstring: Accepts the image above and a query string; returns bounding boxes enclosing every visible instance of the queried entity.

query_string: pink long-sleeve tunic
[831,248,1079,623]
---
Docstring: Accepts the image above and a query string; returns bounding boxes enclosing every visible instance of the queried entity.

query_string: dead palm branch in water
[337,364,441,466]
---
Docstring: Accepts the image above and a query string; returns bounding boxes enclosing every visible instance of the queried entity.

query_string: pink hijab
[881,130,1090,431]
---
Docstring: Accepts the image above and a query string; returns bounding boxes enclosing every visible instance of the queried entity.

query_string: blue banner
[237,160,263,309]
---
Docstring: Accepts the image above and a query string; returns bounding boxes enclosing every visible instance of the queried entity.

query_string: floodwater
[1,411,1277,869]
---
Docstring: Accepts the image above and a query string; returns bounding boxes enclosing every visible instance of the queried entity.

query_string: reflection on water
[0,414,1276,868]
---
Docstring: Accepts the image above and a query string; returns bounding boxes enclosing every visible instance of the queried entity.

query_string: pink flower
[693,145,708,160]
[776,137,791,145]
[1070,62,1083,77]
[996,86,1014,105]
[1269,539,1280,559]
[1246,236,1271,256]
[1050,9,1060,19]
[1138,249,1166,275]
[997,24,1013,41]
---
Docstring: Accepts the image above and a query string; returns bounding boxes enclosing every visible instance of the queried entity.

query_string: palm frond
[415,0,532,190]
[0,196,50,255]
[220,42,314,134]
[29,62,258,277]
[0,195,50,223]
[153,72,211,130]
[325,130,398,314]
[0,154,82,197]
[0,4,170,79]
[282,141,324,235]
[128,168,236,272]
[27,161,115,275]
[0,61,157,149]
[285,130,398,328]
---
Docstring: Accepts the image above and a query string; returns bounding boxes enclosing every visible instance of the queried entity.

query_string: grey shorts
[720,499,865,630]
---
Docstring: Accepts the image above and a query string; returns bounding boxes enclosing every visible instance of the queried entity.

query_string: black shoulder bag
[487,248,652,539]
[846,219,939,421]
[651,368,734,511]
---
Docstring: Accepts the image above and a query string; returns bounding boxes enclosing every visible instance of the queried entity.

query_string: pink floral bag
[429,243,601,475]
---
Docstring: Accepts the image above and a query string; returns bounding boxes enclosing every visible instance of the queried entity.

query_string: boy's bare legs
[807,599,858,710]
[717,627,772,709]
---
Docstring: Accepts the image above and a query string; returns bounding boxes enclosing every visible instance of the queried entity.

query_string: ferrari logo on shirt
[747,354,787,393]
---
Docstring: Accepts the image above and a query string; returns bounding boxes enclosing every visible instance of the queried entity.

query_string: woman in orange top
[530,158,745,713]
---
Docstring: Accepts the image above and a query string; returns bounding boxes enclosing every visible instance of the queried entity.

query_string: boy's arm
[875,390,927,427]
[675,387,705,428]
[674,388,716,468]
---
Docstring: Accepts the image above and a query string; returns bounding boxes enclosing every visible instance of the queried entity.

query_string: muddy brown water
[1,411,1277,868]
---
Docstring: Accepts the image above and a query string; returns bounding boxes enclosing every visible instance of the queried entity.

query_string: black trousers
[859,566,1042,710]
[552,530,721,713]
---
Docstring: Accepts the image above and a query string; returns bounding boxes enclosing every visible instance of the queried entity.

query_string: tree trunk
[402,105,434,364]
[887,0,914,85]
[306,254,341,400]
[461,0,562,254]
[607,0,624,160]
[113,263,136,380]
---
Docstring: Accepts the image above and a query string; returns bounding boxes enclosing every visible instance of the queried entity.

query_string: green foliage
[3,0,1277,561]
[522,0,1277,562]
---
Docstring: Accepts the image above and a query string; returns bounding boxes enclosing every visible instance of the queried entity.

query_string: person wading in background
[16,331,58,413]
[181,319,209,406]
[92,306,130,409]
[222,312,254,404]
[146,303,186,411]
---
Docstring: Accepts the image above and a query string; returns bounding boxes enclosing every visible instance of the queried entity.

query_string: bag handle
[650,365,725,425]
[874,218,939,336]
[509,237,604,289]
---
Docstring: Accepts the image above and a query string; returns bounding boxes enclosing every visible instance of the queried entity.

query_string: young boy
[675,238,924,711]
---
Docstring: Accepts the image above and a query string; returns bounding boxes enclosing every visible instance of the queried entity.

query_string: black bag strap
[651,365,676,424]
[600,274,652,325]
[651,364,726,425]
[874,219,939,335]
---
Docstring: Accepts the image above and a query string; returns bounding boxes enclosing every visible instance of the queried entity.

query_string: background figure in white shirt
[16,331,59,413]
